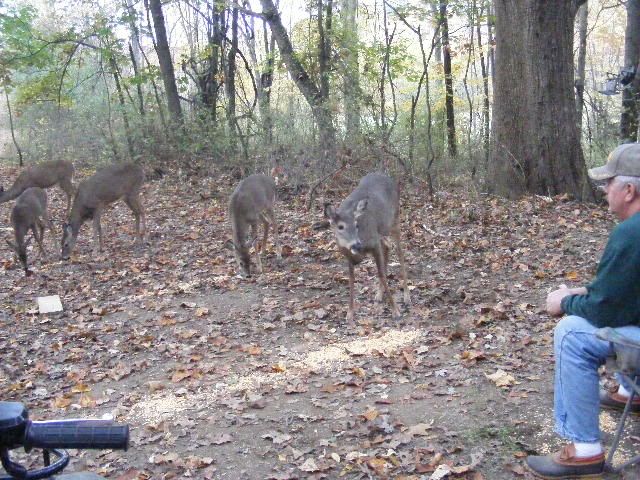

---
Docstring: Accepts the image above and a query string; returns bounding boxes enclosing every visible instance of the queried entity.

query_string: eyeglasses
[597,177,618,193]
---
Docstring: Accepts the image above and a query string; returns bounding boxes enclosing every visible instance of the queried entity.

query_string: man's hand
[546,284,572,317]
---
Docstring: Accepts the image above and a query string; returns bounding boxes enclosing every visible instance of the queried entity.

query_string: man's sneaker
[525,444,604,479]
[600,387,640,414]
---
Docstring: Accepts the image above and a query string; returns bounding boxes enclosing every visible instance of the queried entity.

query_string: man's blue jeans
[554,315,640,443]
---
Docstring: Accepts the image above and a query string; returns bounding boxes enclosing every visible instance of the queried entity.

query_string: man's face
[603,177,628,220]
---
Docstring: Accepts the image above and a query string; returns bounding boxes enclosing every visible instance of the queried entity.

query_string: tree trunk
[318,0,331,101]
[260,0,336,156]
[490,0,593,200]
[620,0,640,143]
[129,43,145,116]
[575,2,588,133]
[110,56,135,160]
[475,0,490,171]
[148,0,183,124]
[4,89,23,166]
[487,1,496,87]
[440,0,457,157]
[341,0,360,137]
[226,5,239,145]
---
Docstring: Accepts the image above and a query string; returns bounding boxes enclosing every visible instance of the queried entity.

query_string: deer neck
[67,208,84,235]
[0,185,22,203]
[231,215,247,248]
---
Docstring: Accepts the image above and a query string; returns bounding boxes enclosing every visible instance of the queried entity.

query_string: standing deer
[0,160,75,213]
[227,174,282,276]
[60,163,145,259]
[5,187,52,276]
[324,173,410,324]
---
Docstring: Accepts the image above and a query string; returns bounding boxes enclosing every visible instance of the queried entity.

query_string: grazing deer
[324,173,410,324]
[227,174,282,276]
[61,163,145,259]
[5,187,52,276]
[0,160,75,213]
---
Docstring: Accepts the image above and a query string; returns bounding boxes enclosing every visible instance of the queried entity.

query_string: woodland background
[0,0,638,198]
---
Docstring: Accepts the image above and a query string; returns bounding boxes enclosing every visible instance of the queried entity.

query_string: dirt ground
[1,164,640,479]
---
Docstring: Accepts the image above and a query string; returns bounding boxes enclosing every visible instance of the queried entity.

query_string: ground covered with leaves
[1,164,639,480]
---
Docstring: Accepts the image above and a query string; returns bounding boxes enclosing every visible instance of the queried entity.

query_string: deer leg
[373,243,400,322]
[265,209,282,263]
[42,209,54,232]
[346,260,356,325]
[125,195,146,245]
[260,214,270,254]
[92,208,104,253]
[376,239,391,302]
[32,222,46,259]
[392,224,411,306]
[60,179,74,215]
[251,223,263,274]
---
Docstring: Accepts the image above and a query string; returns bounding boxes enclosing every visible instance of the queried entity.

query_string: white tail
[0,160,75,213]
[61,163,145,259]
[324,173,410,324]
[227,174,282,276]
[5,187,52,276]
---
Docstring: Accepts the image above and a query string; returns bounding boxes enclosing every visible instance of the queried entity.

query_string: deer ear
[224,239,235,250]
[355,199,368,218]
[324,203,337,221]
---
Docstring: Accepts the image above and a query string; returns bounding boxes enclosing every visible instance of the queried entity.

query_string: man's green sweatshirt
[561,212,640,328]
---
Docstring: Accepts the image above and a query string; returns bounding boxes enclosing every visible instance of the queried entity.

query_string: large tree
[148,0,182,124]
[259,0,336,157]
[620,0,640,143]
[489,0,593,200]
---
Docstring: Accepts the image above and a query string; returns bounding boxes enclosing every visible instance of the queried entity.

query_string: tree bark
[227,5,239,143]
[148,0,183,124]
[490,0,593,200]
[575,2,588,133]
[110,56,135,160]
[4,89,23,166]
[620,0,640,143]
[440,0,457,157]
[341,0,360,137]
[475,0,490,171]
[260,0,336,156]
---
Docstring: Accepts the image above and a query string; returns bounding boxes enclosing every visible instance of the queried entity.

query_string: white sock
[618,384,633,398]
[573,442,603,457]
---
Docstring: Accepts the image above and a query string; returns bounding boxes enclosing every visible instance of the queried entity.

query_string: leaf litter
[1,166,639,479]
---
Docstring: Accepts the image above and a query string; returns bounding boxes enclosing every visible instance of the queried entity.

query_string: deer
[324,173,410,325]
[60,163,145,260]
[226,174,282,276]
[5,187,53,276]
[0,160,75,214]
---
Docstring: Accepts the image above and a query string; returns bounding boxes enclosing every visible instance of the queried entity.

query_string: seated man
[526,143,640,479]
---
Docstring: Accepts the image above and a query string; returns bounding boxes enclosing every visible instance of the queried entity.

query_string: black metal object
[0,402,128,480]
[598,66,638,95]
[596,328,640,473]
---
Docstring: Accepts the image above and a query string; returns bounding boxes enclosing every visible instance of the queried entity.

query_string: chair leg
[606,374,640,473]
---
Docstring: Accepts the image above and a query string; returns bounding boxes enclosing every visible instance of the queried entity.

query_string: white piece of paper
[37,295,63,314]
